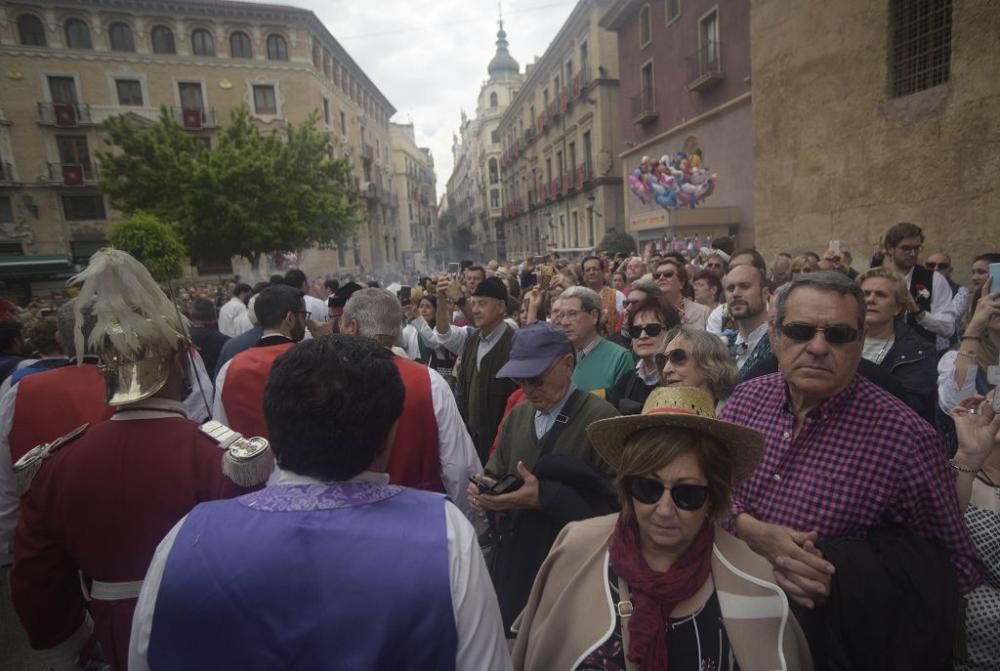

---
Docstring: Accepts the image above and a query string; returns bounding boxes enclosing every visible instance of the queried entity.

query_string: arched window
[489,92,499,108]
[229,31,252,59]
[64,19,92,49]
[108,22,134,52]
[151,25,175,54]
[266,34,288,61]
[191,28,215,56]
[17,14,47,46]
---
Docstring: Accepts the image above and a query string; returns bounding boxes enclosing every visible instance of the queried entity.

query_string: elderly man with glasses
[718,272,980,658]
[467,321,619,634]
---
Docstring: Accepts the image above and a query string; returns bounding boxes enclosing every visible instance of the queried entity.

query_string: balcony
[170,107,217,129]
[37,102,93,127]
[686,41,724,91]
[47,161,98,186]
[631,88,658,124]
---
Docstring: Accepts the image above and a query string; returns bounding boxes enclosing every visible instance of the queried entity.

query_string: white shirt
[217,297,250,338]
[635,359,661,386]
[424,365,481,519]
[706,303,725,335]
[127,469,512,671]
[301,294,329,341]
[905,268,956,346]
[400,324,421,360]
[431,321,509,369]
[734,322,768,370]
[936,350,994,413]
[411,317,454,362]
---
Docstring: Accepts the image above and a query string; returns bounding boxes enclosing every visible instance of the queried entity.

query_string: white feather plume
[70,249,189,360]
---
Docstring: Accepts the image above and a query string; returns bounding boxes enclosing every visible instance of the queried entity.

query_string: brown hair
[884,222,924,249]
[614,427,732,522]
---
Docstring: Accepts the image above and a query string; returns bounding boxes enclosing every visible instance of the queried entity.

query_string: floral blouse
[577,563,739,671]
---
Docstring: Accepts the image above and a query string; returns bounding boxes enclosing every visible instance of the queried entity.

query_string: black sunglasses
[653,270,676,280]
[663,349,689,365]
[623,476,710,511]
[779,322,859,344]
[627,323,665,339]
[925,262,950,271]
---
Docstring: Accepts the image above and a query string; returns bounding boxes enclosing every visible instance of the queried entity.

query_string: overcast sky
[268,0,578,193]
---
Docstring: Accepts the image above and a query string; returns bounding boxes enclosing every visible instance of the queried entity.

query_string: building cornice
[597,0,642,31]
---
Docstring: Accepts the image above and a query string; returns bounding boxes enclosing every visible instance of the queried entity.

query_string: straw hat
[587,386,765,483]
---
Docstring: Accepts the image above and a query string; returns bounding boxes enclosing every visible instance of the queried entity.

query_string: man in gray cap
[467,321,619,634]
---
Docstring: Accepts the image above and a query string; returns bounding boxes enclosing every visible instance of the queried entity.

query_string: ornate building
[390,122,437,272]
[496,0,624,262]
[0,0,397,295]
[444,21,524,262]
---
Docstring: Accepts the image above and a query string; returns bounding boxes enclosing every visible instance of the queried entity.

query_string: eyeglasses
[779,322,860,344]
[623,476,710,511]
[552,309,584,321]
[653,271,676,280]
[627,323,665,339]
[663,349,690,365]
[925,262,950,271]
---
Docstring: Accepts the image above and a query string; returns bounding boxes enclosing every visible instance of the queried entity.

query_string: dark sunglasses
[624,476,710,511]
[779,322,859,344]
[925,262,950,271]
[627,323,665,339]
[663,349,689,365]
[653,270,676,280]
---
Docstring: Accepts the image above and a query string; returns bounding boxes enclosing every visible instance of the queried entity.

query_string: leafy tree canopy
[98,106,364,269]
[108,211,186,283]
[597,230,638,255]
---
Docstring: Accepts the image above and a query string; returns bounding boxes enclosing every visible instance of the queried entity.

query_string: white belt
[79,573,144,601]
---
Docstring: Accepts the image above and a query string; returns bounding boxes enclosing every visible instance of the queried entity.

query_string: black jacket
[608,366,657,415]
[878,321,937,424]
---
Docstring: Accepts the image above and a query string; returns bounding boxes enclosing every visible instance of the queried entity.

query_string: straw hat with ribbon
[587,386,765,483]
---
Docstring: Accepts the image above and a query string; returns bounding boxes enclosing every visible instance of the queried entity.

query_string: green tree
[98,106,364,272]
[109,211,187,283]
[597,230,637,255]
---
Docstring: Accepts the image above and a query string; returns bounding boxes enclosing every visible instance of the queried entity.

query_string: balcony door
[178,82,204,111]
[48,76,78,104]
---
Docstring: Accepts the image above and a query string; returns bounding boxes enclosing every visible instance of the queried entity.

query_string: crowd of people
[0,220,998,670]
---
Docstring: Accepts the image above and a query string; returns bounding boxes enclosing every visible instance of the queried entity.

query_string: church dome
[487,23,519,77]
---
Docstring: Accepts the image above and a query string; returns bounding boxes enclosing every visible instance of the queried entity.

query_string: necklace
[864,336,894,365]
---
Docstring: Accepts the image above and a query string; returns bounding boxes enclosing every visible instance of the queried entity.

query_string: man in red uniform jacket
[342,289,479,518]
[213,285,306,440]
[10,250,271,671]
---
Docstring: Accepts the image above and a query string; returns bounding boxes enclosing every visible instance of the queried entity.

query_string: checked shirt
[720,372,982,592]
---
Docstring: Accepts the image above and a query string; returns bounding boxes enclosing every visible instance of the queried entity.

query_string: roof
[487,22,520,77]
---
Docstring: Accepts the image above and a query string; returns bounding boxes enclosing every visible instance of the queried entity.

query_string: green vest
[456,326,516,465]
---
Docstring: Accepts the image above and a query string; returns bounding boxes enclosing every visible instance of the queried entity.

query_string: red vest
[387,357,442,493]
[220,342,295,441]
[8,364,114,462]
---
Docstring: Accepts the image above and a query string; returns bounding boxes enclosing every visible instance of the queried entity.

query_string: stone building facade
[390,122,437,272]
[497,0,624,262]
[601,0,752,248]
[751,0,998,274]
[0,0,397,292]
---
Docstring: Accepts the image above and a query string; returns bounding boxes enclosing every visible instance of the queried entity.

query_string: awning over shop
[0,255,76,280]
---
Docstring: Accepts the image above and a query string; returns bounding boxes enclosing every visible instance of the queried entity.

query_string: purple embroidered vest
[148,482,458,671]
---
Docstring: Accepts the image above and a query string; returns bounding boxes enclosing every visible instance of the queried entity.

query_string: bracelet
[951,461,981,475]
[960,336,982,342]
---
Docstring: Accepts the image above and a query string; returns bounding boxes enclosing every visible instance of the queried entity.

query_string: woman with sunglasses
[661,326,738,411]
[608,297,680,414]
[654,261,711,330]
[511,387,812,671]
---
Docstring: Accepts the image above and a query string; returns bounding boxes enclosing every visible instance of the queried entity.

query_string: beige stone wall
[751,0,1000,276]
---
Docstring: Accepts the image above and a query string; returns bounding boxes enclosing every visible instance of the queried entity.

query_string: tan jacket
[511,514,813,671]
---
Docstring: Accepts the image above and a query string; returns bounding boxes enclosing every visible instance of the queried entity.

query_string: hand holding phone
[988,263,1000,301]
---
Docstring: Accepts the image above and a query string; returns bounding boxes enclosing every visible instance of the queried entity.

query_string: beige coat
[511,514,813,671]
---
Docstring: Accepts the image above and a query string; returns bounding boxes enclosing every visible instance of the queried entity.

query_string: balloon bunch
[628,152,717,210]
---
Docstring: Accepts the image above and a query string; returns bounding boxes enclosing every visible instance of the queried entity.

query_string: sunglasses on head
[627,323,664,339]
[653,270,675,280]
[623,476,710,511]
[663,349,689,365]
[779,322,859,344]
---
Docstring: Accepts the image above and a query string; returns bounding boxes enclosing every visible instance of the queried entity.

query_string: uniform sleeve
[128,516,186,671]
[0,384,19,564]
[211,360,231,425]
[445,502,512,671]
[184,349,213,423]
[429,325,470,357]
[917,272,957,338]
[430,368,479,519]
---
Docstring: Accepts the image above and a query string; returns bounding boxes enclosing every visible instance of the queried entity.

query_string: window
[115,79,143,106]
[666,0,681,24]
[491,130,500,144]
[700,10,719,66]
[639,5,652,47]
[191,29,215,56]
[230,31,252,58]
[0,242,20,255]
[0,197,12,224]
[312,41,321,68]
[569,141,577,173]
[17,14,47,46]
[62,195,106,221]
[253,85,277,115]
[64,19,92,49]
[583,130,592,178]
[489,92,498,108]
[322,98,330,124]
[57,136,91,171]
[266,34,288,61]
[151,26,175,54]
[489,158,499,185]
[109,22,134,52]
[48,76,78,104]
[340,110,347,135]
[178,82,204,110]
[890,0,952,97]
[490,189,500,209]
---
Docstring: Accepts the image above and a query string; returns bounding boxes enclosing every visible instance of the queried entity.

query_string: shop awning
[0,255,76,280]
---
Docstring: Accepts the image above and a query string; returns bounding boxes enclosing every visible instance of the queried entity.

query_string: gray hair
[629,279,663,298]
[774,271,866,329]
[557,285,602,316]
[343,288,402,340]
[664,326,738,402]
[57,299,95,358]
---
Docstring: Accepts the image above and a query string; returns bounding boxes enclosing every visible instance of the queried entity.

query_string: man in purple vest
[128,336,511,671]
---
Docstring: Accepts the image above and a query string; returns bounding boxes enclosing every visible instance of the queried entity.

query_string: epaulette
[199,420,274,488]
[13,424,89,496]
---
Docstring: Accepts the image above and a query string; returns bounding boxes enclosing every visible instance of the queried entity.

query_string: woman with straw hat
[510,386,812,671]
